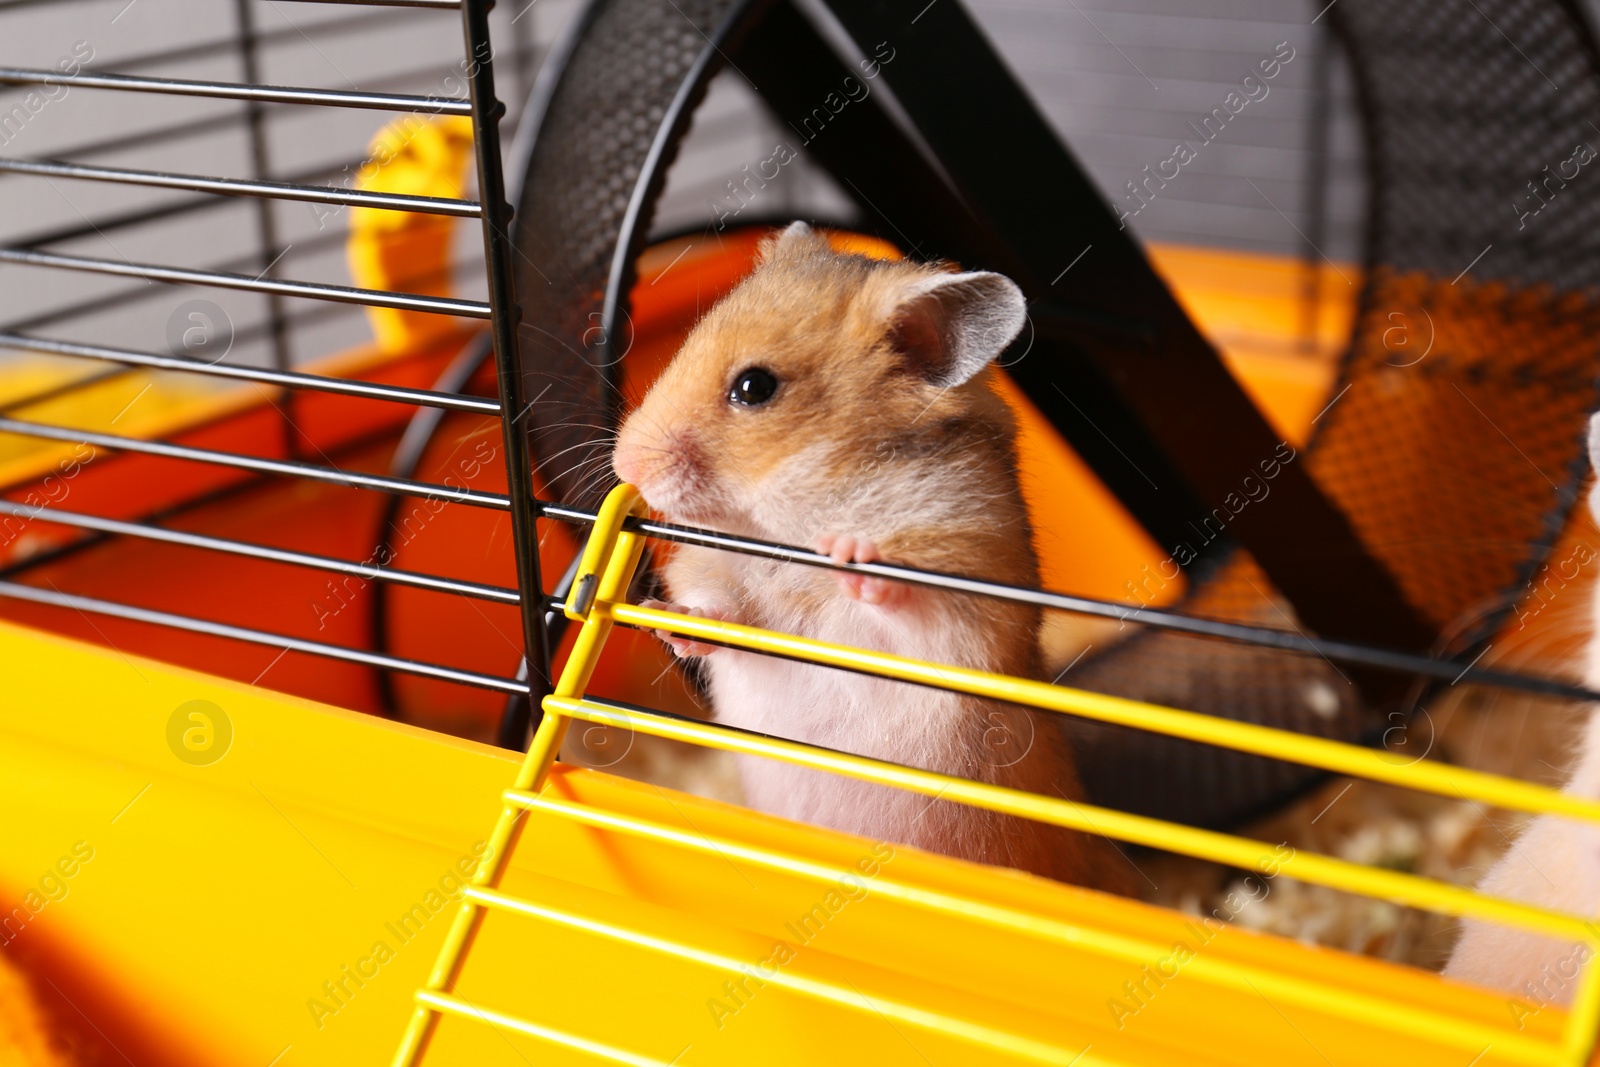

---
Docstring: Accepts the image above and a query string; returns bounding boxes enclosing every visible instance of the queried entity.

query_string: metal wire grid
[0,0,542,430]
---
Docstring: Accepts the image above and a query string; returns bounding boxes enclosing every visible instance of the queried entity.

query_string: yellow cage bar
[395,483,1600,1067]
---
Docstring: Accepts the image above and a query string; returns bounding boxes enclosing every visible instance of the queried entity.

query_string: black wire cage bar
[0,157,484,218]
[0,65,475,113]
[0,334,503,414]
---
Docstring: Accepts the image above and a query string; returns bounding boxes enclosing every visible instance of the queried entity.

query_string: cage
[3,0,1600,1065]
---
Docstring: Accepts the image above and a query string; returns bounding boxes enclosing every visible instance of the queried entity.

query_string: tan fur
[613,223,1131,893]
[1444,415,1600,998]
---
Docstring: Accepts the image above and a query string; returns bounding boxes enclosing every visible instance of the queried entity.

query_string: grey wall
[656,1,1367,264]
[0,0,551,372]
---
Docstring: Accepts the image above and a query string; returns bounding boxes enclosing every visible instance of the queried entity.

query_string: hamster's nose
[611,441,649,487]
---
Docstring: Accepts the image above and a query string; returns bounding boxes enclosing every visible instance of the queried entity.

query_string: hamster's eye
[729,366,779,407]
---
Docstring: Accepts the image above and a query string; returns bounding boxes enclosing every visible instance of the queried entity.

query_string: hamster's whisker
[545,456,612,491]
[529,421,618,439]
[536,439,616,468]
[538,419,616,432]
[572,470,621,503]
[555,448,625,486]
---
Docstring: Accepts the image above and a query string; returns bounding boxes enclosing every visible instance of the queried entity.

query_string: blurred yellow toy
[347,115,476,353]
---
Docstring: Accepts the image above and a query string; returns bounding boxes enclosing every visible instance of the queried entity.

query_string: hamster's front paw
[812,534,911,610]
[639,598,736,657]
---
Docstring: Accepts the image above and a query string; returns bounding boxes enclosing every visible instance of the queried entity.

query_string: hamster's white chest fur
[694,570,990,844]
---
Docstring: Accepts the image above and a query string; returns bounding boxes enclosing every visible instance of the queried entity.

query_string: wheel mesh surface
[1074,0,1600,827]
[510,0,737,510]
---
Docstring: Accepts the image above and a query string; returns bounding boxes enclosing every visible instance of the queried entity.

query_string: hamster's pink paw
[639,598,732,657]
[812,534,911,610]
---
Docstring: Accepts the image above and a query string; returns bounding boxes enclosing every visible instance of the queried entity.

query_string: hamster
[611,221,1131,893]
[1443,414,1600,1001]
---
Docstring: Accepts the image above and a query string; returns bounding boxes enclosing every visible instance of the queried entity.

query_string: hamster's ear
[758,220,824,262]
[887,271,1026,388]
